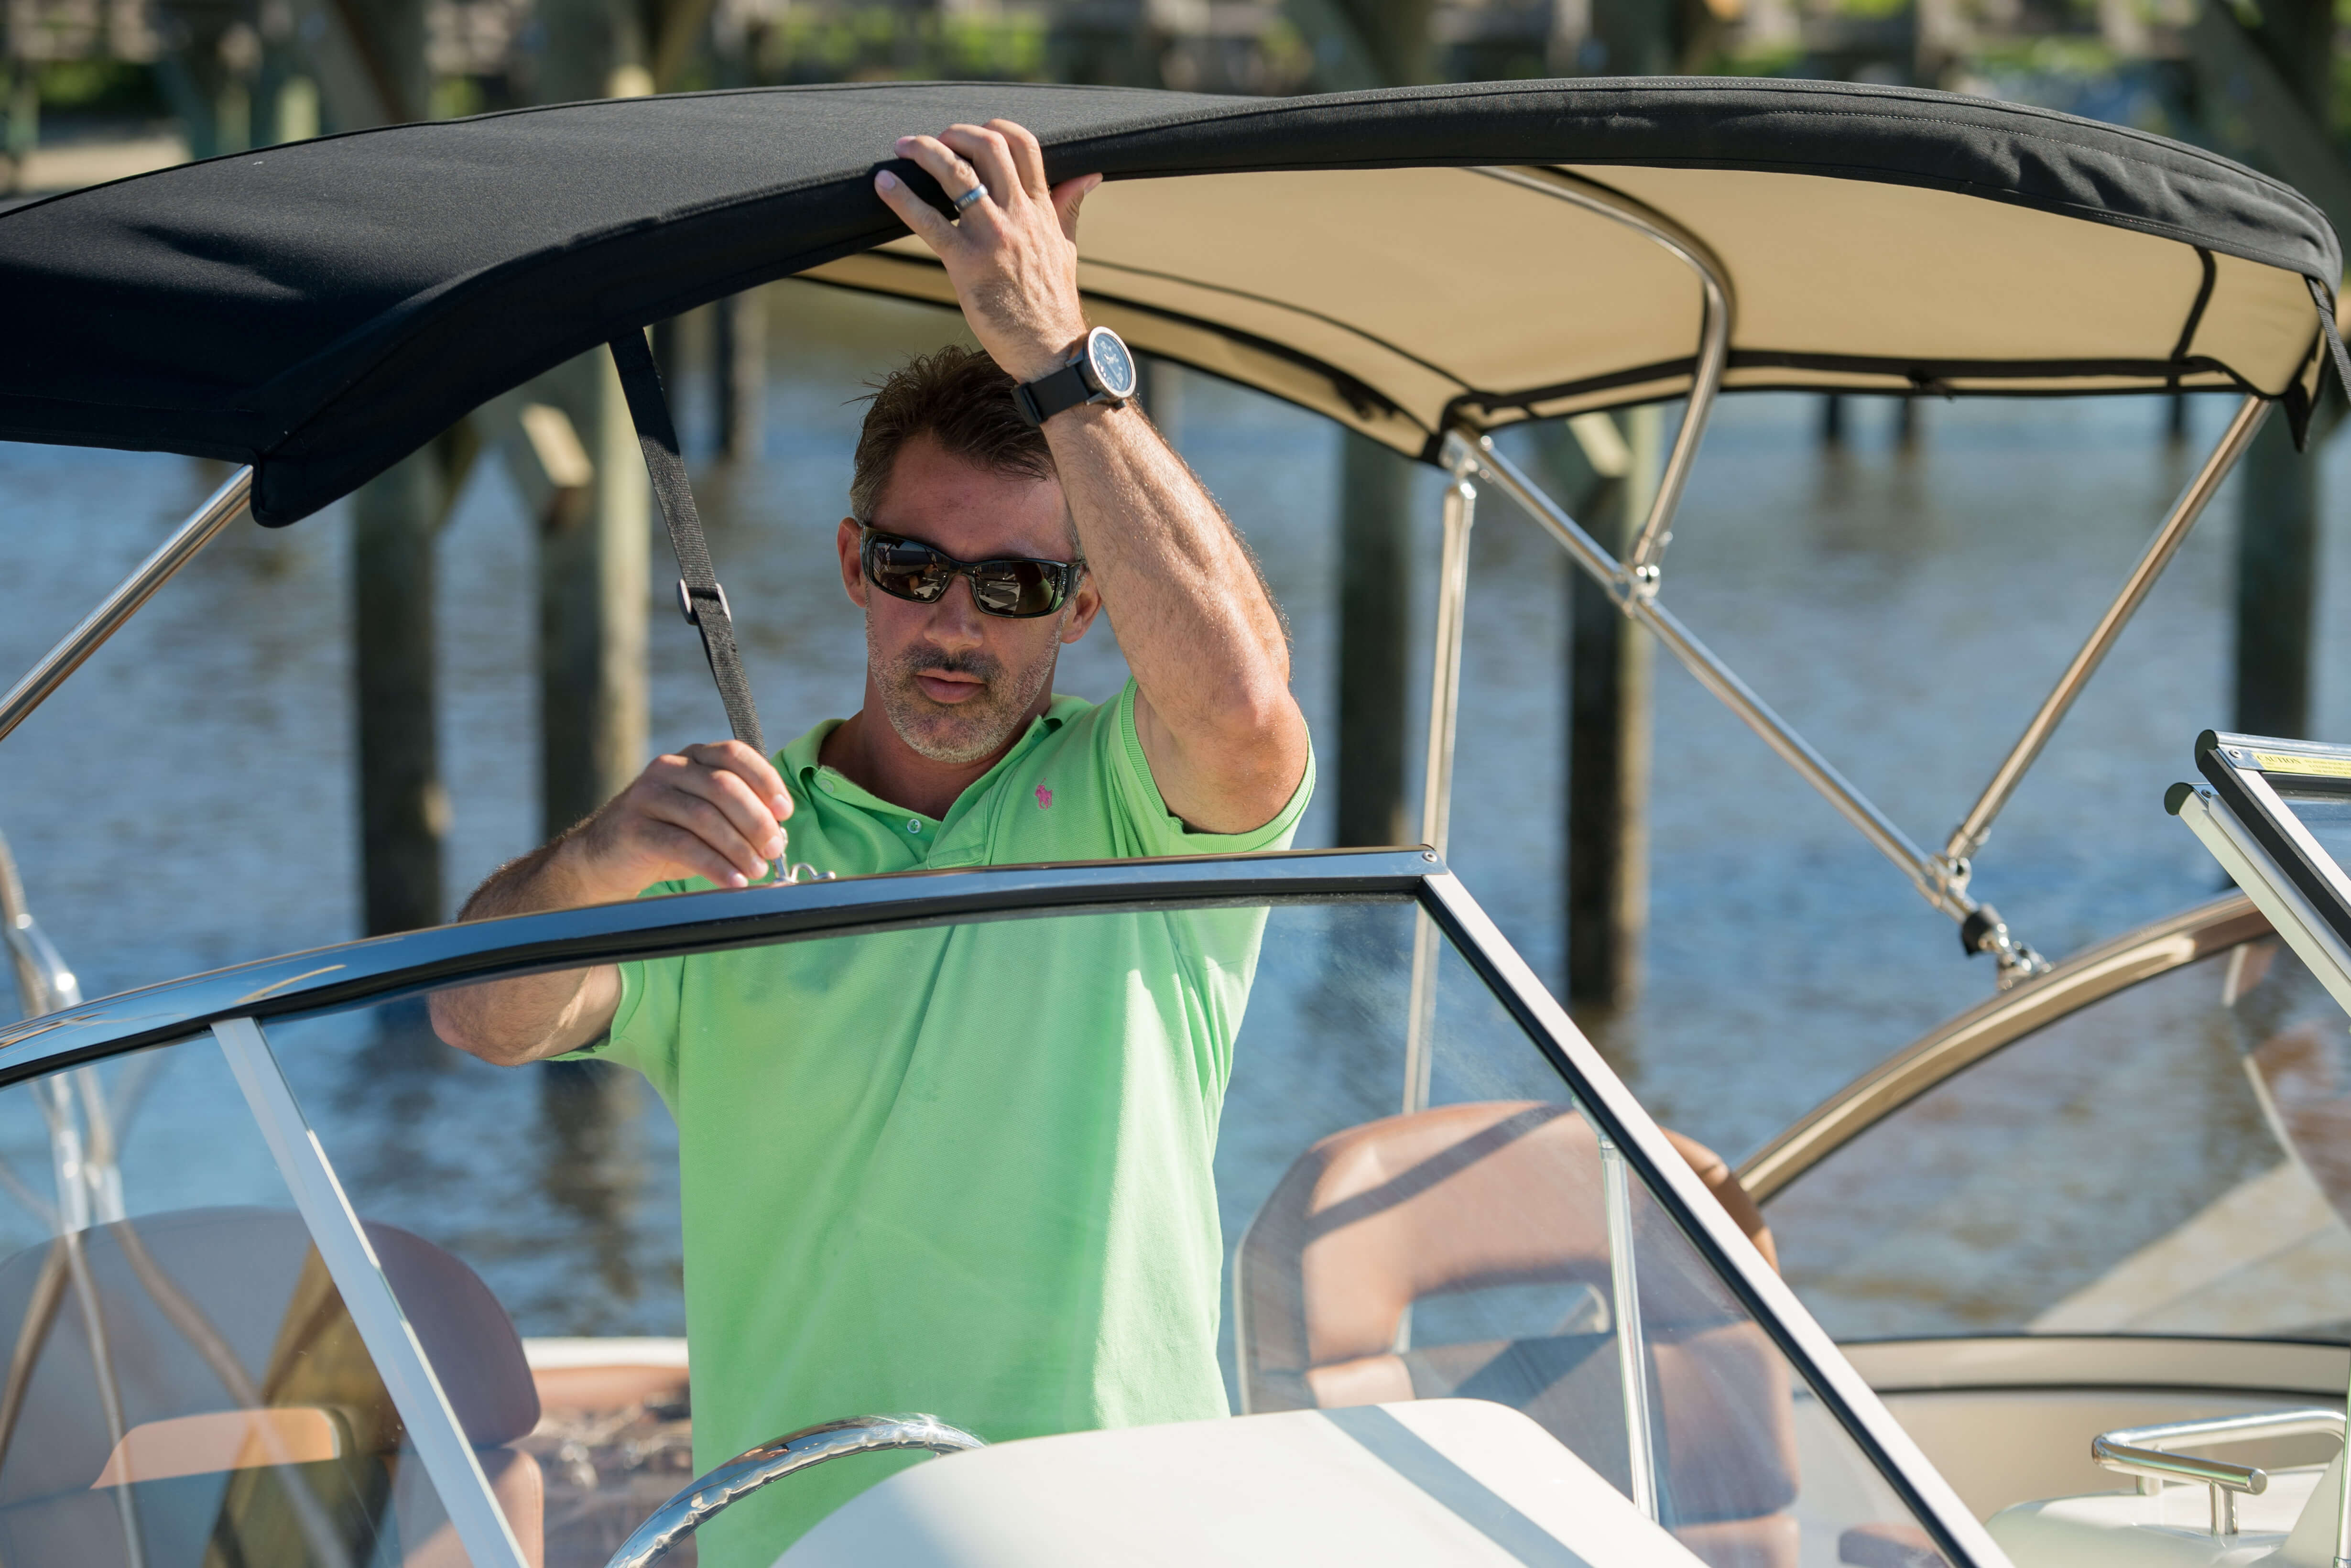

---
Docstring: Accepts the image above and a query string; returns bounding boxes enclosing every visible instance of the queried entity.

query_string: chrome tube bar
[2339,1353,2350,1568]
[0,828,77,1019]
[1403,453,1479,1117]
[2093,1408,2342,1537]
[1419,455,1479,859]
[605,1414,985,1568]
[1599,1133,1659,1520]
[0,466,252,747]
[1473,167,1733,591]
[1941,394,2269,877]
[214,1016,529,1568]
[1450,430,1969,923]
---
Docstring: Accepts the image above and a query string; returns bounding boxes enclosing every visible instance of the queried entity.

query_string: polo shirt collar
[787,693,1088,830]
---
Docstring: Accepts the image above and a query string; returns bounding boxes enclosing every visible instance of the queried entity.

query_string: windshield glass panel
[1766,936,2351,1341]
[0,1036,510,1568]
[265,893,1953,1568]
[2278,785,2351,882]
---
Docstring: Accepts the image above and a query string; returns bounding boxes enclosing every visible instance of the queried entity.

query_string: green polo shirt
[586,680,1312,1566]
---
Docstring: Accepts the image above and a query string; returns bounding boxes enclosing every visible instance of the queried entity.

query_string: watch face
[1086,328,1138,399]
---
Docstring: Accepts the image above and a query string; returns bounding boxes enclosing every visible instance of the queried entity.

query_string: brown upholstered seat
[0,1206,544,1568]
[1236,1101,1796,1568]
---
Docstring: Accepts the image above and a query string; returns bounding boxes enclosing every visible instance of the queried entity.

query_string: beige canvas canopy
[810,158,2332,462]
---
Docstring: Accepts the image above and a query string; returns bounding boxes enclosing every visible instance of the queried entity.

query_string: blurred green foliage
[32,58,162,113]
[754,7,1052,82]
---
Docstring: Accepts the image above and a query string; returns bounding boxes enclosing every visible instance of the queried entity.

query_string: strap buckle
[677,578,733,626]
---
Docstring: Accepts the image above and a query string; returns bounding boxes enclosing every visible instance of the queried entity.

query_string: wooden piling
[353,427,476,934]
[713,288,767,460]
[534,351,652,838]
[2233,412,2321,738]
[1336,433,1417,846]
[1557,408,1660,1013]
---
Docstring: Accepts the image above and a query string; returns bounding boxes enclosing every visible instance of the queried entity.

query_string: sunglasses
[859,528,1079,619]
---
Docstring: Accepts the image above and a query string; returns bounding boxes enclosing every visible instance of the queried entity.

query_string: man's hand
[556,741,794,903]
[873,120,1103,384]
[432,741,793,1066]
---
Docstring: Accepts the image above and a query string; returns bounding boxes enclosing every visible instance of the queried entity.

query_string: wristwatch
[1013,326,1139,427]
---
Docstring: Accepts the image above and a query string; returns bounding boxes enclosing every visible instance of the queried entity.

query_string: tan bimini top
[0,76,2338,524]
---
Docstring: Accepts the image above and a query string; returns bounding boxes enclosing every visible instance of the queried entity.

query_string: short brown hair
[849,346,1057,523]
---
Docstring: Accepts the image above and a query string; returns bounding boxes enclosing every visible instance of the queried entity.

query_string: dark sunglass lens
[869,539,947,601]
[973,562,1059,617]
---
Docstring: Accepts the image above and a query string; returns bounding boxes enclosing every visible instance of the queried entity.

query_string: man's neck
[819,688,1056,820]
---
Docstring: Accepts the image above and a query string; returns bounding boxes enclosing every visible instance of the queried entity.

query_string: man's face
[838,432,1101,765]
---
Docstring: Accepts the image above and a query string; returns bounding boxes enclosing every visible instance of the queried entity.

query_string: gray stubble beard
[868,610,1066,765]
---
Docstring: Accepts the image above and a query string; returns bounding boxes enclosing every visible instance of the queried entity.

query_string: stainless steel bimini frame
[1469,166,1734,595]
[1387,167,2269,989]
[1438,363,2268,986]
[0,465,253,747]
[0,848,2006,1568]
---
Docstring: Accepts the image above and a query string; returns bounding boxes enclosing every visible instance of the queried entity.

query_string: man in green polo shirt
[432,116,1311,1562]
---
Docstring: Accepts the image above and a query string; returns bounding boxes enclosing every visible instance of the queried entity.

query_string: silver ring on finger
[951,182,987,214]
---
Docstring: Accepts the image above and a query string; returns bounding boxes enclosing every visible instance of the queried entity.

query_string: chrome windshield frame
[0,850,1438,1081]
[0,845,2003,1568]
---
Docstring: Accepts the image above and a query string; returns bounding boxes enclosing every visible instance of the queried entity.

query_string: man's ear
[838,517,870,608]
[1060,571,1101,645]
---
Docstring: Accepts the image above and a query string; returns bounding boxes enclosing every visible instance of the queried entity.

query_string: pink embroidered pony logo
[1035,784,1053,810]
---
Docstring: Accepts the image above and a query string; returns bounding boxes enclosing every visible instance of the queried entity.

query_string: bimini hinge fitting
[1960,903,2050,989]
[1625,560,1662,608]
[1932,853,1971,899]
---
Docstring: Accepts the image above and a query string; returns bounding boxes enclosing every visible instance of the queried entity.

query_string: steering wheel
[604,1412,986,1568]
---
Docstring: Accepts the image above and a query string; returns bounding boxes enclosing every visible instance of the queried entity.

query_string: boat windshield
[1766,932,2351,1343]
[0,1033,517,1568]
[2274,783,2351,882]
[0,888,1967,1567]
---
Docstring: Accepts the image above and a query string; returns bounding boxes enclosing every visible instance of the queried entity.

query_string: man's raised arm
[876,122,1310,836]
[431,741,793,1064]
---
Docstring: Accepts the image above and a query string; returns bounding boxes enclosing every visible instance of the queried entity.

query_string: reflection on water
[0,281,2347,1336]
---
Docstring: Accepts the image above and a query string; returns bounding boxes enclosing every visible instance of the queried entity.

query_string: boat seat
[1236,1101,1797,1568]
[0,1205,543,1568]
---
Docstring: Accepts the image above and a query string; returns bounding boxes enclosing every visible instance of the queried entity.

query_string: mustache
[891,646,1001,686]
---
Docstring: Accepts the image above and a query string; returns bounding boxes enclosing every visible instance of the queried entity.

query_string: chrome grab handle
[602,1412,984,1568]
[2092,1408,2345,1537]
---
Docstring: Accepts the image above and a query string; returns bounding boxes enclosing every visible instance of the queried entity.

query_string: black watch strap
[1013,361,1096,428]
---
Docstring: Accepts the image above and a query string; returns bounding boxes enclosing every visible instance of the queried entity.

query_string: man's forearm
[1047,402,1309,826]
[431,839,623,1065]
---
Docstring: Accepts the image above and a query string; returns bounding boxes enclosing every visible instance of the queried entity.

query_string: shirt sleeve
[1106,678,1314,856]
[558,880,689,1102]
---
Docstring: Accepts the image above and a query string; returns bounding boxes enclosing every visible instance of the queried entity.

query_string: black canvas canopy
[0,76,2338,526]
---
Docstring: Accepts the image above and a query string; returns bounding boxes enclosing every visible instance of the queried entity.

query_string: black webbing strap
[608,329,766,758]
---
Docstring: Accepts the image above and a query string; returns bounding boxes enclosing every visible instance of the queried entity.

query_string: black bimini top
[0,77,2339,526]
